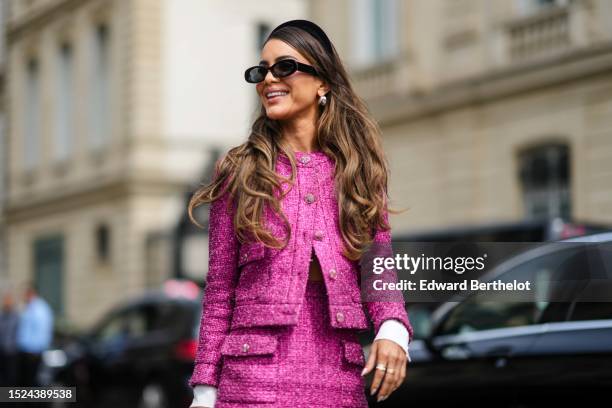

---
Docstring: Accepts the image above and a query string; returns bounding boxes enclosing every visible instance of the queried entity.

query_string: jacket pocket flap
[221,333,278,357]
[238,241,265,267]
[342,340,365,366]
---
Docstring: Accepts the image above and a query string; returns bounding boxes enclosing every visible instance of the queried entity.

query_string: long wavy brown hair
[187,25,406,261]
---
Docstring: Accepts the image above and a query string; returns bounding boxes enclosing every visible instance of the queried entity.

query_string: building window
[253,22,271,108]
[95,223,111,263]
[351,0,399,67]
[24,57,40,171]
[518,143,570,220]
[33,235,64,317]
[55,42,74,162]
[516,0,569,16]
[88,22,110,150]
[256,22,271,50]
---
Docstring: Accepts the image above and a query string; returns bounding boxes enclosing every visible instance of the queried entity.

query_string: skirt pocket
[218,332,279,404]
[340,339,369,407]
[341,339,366,367]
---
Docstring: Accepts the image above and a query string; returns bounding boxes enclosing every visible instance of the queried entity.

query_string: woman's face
[256,39,326,121]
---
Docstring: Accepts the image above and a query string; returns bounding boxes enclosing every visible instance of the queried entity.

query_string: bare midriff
[308,247,324,281]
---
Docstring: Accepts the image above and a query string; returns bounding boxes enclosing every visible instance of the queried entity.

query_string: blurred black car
[376,232,612,408]
[41,280,202,408]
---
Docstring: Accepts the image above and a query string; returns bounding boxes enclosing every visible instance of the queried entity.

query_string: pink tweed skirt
[215,279,369,408]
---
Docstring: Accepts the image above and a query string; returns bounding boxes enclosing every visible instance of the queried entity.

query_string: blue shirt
[16,297,54,353]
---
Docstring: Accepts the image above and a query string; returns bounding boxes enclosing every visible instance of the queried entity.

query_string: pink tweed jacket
[188,149,413,389]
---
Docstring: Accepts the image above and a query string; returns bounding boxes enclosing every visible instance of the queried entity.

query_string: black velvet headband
[268,19,334,55]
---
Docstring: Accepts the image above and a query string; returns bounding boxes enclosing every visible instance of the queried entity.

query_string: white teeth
[267,91,288,98]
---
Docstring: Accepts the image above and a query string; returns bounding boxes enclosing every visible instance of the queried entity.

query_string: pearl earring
[318,94,327,106]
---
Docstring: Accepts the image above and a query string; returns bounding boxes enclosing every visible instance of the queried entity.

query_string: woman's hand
[361,338,407,402]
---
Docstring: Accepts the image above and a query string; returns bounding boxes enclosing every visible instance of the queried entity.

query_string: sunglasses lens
[244,60,298,83]
[245,66,266,83]
[272,60,297,78]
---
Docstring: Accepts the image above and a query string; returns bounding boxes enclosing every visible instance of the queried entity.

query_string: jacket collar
[277,150,333,168]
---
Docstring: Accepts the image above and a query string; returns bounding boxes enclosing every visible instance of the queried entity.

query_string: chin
[264,106,291,120]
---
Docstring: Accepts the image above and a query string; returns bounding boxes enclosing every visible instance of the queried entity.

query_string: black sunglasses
[244,59,318,83]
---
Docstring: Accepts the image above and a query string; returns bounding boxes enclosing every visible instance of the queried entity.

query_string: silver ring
[375,363,387,371]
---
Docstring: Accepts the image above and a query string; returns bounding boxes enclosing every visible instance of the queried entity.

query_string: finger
[370,348,390,397]
[391,353,406,393]
[398,354,407,390]
[361,341,378,377]
[376,349,400,401]
[389,350,405,393]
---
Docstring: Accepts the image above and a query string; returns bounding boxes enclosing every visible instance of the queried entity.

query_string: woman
[187,19,413,408]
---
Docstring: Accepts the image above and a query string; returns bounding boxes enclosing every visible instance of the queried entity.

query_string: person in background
[16,282,54,387]
[0,291,20,386]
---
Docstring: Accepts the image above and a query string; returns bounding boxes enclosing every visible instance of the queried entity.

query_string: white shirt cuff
[374,319,412,363]
[190,384,217,408]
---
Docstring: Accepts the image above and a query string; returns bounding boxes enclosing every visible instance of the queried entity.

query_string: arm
[362,194,414,402]
[188,180,240,388]
[362,195,414,342]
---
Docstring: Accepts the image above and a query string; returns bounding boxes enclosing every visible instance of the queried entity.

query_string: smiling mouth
[266,91,289,101]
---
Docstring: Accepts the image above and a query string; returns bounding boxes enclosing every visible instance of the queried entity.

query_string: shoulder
[33,299,53,315]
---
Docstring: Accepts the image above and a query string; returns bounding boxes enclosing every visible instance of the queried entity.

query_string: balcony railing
[500,1,598,64]
[350,50,417,101]
[506,5,571,61]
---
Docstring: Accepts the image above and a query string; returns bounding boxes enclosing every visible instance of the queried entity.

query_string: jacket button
[329,269,337,279]
[241,253,248,262]
[300,155,311,164]
[304,193,316,204]
[336,312,345,323]
[314,230,324,240]
[242,343,250,352]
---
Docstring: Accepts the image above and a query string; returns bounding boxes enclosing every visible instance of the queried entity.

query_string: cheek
[284,77,316,105]
[288,87,315,106]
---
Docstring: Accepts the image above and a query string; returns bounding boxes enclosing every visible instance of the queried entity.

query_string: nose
[264,68,279,84]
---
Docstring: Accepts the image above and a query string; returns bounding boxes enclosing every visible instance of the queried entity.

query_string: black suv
[41,280,202,408]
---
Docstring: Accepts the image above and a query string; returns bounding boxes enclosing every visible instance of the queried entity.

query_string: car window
[568,302,612,321]
[566,243,612,321]
[126,308,148,337]
[146,302,182,332]
[89,300,187,345]
[130,303,178,335]
[438,299,537,335]
[93,313,127,343]
[406,304,434,340]
[437,246,591,336]
[91,306,150,342]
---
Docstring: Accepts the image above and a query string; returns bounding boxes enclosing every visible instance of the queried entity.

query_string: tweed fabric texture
[214,279,368,407]
[189,150,413,393]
